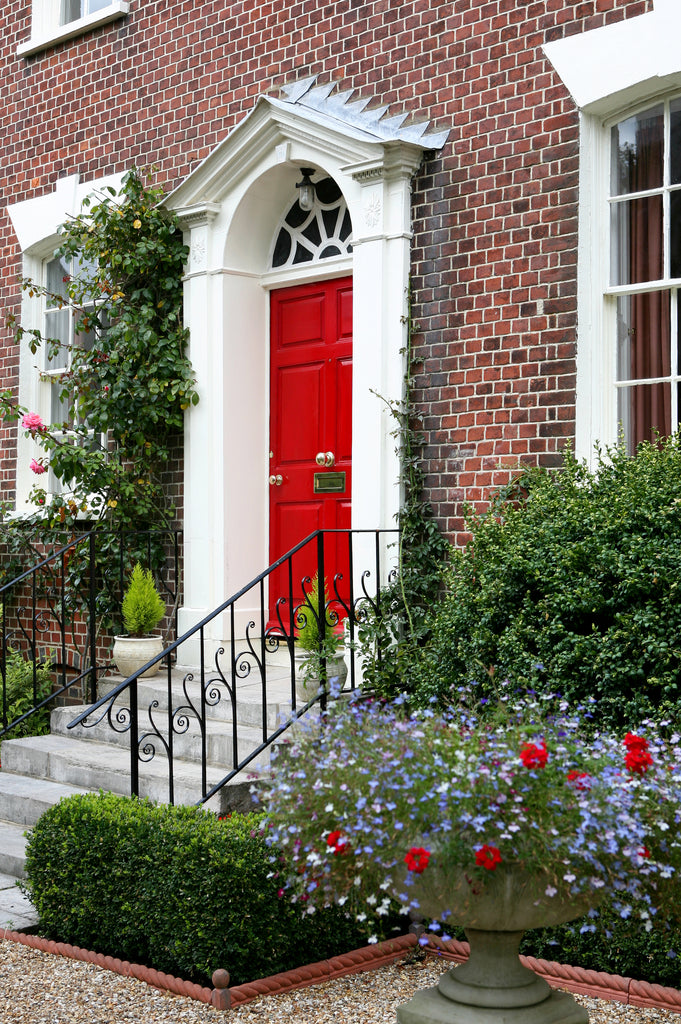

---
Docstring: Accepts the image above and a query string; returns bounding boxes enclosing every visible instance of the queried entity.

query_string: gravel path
[1,938,679,1024]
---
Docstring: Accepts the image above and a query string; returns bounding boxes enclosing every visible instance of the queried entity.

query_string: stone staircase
[0,651,303,932]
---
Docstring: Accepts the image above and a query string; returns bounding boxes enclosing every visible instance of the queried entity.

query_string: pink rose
[22,412,45,433]
[30,459,47,475]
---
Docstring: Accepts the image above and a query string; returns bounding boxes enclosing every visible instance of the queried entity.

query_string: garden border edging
[1,927,680,1014]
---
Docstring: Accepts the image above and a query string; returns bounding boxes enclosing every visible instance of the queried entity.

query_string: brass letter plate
[314,471,346,494]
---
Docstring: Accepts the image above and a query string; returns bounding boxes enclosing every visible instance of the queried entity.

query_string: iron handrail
[67,528,399,805]
[0,526,181,738]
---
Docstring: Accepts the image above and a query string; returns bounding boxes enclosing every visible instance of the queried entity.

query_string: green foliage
[121,562,165,636]
[356,296,449,698]
[410,437,681,728]
[1,166,196,528]
[520,898,681,989]
[296,574,340,653]
[0,650,53,738]
[23,793,400,986]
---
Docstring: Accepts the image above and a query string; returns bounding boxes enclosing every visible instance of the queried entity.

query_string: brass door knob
[315,452,335,468]
[268,474,283,486]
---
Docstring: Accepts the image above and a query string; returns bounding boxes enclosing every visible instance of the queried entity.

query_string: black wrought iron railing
[0,526,181,739]
[67,528,399,806]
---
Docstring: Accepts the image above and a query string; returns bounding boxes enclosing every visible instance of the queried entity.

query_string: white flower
[356,912,367,922]
[368,935,378,944]
[325,803,334,813]
[545,886,557,897]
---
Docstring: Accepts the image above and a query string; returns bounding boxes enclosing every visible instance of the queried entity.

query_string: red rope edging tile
[422,936,681,1015]
[3,926,681,1014]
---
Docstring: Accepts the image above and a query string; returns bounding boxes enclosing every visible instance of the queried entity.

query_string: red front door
[269,277,352,626]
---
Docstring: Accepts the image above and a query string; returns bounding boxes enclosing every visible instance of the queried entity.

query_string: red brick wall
[0,0,654,547]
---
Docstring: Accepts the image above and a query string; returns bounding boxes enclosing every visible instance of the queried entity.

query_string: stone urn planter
[294,649,348,703]
[112,634,163,679]
[395,861,595,1024]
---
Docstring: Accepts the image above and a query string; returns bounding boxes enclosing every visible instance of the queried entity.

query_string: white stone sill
[17,2,129,58]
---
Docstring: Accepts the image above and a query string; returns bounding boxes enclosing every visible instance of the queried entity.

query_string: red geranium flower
[566,770,591,791]
[326,830,349,855]
[519,739,548,769]
[475,843,502,871]
[623,733,653,775]
[404,847,431,874]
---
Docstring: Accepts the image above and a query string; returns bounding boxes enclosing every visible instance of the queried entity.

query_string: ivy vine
[357,292,450,698]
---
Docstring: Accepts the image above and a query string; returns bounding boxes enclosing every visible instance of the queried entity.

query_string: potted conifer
[294,573,347,702]
[112,562,166,679]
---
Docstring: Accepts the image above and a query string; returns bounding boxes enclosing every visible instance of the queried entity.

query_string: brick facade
[0,0,654,553]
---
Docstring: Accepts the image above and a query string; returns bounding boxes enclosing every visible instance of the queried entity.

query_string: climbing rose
[520,739,548,769]
[475,844,502,871]
[623,733,653,775]
[29,459,46,475]
[22,411,45,433]
[404,847,431,874]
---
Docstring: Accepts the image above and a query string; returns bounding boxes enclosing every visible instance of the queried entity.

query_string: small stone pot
[112,634,163,679]
[294,650,348,703]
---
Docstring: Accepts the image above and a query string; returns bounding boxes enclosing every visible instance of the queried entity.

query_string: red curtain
[628,118,670,448]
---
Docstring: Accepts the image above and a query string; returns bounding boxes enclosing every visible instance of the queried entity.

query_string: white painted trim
[544,1,681,116]
[6,172,125,511]
[18,1,129,56]
[166,93,432,642]
[18,1,129,57]
[547,1,681,464]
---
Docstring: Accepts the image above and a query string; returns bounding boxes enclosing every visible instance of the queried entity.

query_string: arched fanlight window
[271,175,352,269]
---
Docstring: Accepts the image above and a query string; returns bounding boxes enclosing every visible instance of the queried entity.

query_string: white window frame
[543,1,681,465]
[7,173,123,511]
[18,0,129,58]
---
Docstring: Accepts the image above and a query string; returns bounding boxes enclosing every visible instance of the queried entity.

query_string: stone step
[0,820,31,878]
[0,867,38,933]
[50,704,275,768]
[96,666,298,732]
[0,772,92,830]
[0,734,265,812]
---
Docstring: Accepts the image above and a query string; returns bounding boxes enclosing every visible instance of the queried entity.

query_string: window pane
[59,0,80,25]
[44,310,70,369]
[88,0,111,13]
[618,382,671,454]
[611,105,663,196]
[670,99,681,185]
[45,257,69,301]
[50,380,72,425]
[610,195,663,285]
[616,291,671,383]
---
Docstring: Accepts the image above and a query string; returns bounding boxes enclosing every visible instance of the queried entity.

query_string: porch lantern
[295,167,316,211]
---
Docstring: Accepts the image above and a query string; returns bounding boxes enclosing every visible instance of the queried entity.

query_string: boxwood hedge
[23,792,400,986]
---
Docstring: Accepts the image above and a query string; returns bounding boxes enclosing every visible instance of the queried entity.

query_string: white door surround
[166,78,449,642]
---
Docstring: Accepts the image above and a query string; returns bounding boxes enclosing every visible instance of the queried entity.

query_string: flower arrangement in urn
[263,686,681,1024]
[113,562,166,679]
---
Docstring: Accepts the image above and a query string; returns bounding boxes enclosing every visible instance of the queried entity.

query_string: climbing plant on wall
[2,167,197,531]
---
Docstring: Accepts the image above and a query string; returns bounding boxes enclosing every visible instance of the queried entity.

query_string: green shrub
[409,437,681,728]
[23,793,400,985]
[1,650,53,739]
[520,897,681,988]
[121,562,165,636]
